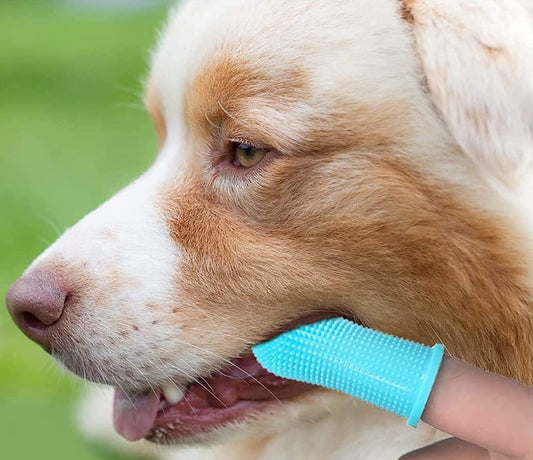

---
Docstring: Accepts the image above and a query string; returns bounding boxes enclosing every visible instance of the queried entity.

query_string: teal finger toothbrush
[252,317,445,427]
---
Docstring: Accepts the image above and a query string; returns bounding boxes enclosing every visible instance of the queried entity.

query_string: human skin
[400,356,533,459]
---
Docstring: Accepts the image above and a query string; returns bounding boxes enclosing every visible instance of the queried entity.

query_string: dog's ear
[406,0,533,175]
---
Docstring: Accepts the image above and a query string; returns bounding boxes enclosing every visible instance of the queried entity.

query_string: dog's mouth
[113,353,314,443]
[113,312,355,444]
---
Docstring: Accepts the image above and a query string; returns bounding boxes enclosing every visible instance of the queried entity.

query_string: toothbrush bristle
[252,317,444,425]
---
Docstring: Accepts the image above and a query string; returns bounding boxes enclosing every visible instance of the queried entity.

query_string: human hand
[400,355,533,459]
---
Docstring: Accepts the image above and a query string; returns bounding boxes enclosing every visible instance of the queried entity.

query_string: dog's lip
[147,356,315,443]
[115,310,358,444]
[113,352,315,443]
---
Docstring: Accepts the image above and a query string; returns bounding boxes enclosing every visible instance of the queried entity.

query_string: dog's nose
[5,271,68,351]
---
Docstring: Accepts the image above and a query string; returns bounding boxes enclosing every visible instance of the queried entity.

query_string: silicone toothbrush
[252,317,444,427]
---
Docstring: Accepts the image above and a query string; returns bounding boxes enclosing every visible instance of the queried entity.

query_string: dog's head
[6,0,533,445]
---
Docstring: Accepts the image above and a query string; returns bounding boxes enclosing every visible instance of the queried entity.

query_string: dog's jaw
[112,312,356,444]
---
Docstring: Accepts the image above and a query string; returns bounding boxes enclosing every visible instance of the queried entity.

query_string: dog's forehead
[148,0,417,132]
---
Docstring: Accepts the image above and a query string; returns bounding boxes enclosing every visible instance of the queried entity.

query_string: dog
[6,0,533,458]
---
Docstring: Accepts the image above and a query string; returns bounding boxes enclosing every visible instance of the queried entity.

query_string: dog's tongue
[113,388,160,441]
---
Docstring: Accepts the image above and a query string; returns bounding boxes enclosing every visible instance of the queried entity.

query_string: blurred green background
[0,1,170,458]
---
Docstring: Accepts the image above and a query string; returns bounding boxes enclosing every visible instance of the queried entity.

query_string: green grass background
[0,1,170,458]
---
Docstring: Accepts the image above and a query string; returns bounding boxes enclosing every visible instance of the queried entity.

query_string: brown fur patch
[161,150,533,384]
[183,55,314,168]
[184,56,408,159]
[398,0,415,24]
[185,56,308,135]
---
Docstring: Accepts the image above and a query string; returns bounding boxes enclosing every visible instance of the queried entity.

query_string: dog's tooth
[162,385,185,404]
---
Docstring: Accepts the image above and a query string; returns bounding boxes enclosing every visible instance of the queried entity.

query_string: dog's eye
[233,143,267,168]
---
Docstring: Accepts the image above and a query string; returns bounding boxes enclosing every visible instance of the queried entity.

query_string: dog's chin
[111,311,358,445]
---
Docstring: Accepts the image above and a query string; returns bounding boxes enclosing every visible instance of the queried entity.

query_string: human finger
[419,356,533,459]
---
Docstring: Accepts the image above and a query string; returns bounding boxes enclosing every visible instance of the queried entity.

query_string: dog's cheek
[158,180,336,353]
[209,150,533,383]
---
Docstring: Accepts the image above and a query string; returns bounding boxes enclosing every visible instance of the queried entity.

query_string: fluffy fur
[16,0,533,458]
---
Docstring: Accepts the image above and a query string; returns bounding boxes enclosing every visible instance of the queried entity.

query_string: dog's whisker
[172,339,285,408]
[185,327,250,343]
[168,363,234,412]
[99,318,286,408]
[217,101,237,123]
[102,327,204,415]
[122,355,160,402]
[112,102,146,111]
[38,235,53,247]
[118,334,253,412]
[125,338,202,415]
[113,84,143,99]
[35,215,63,238]
[204,111,220,130]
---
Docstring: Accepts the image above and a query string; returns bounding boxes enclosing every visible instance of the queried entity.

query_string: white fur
[410,0,533,175]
